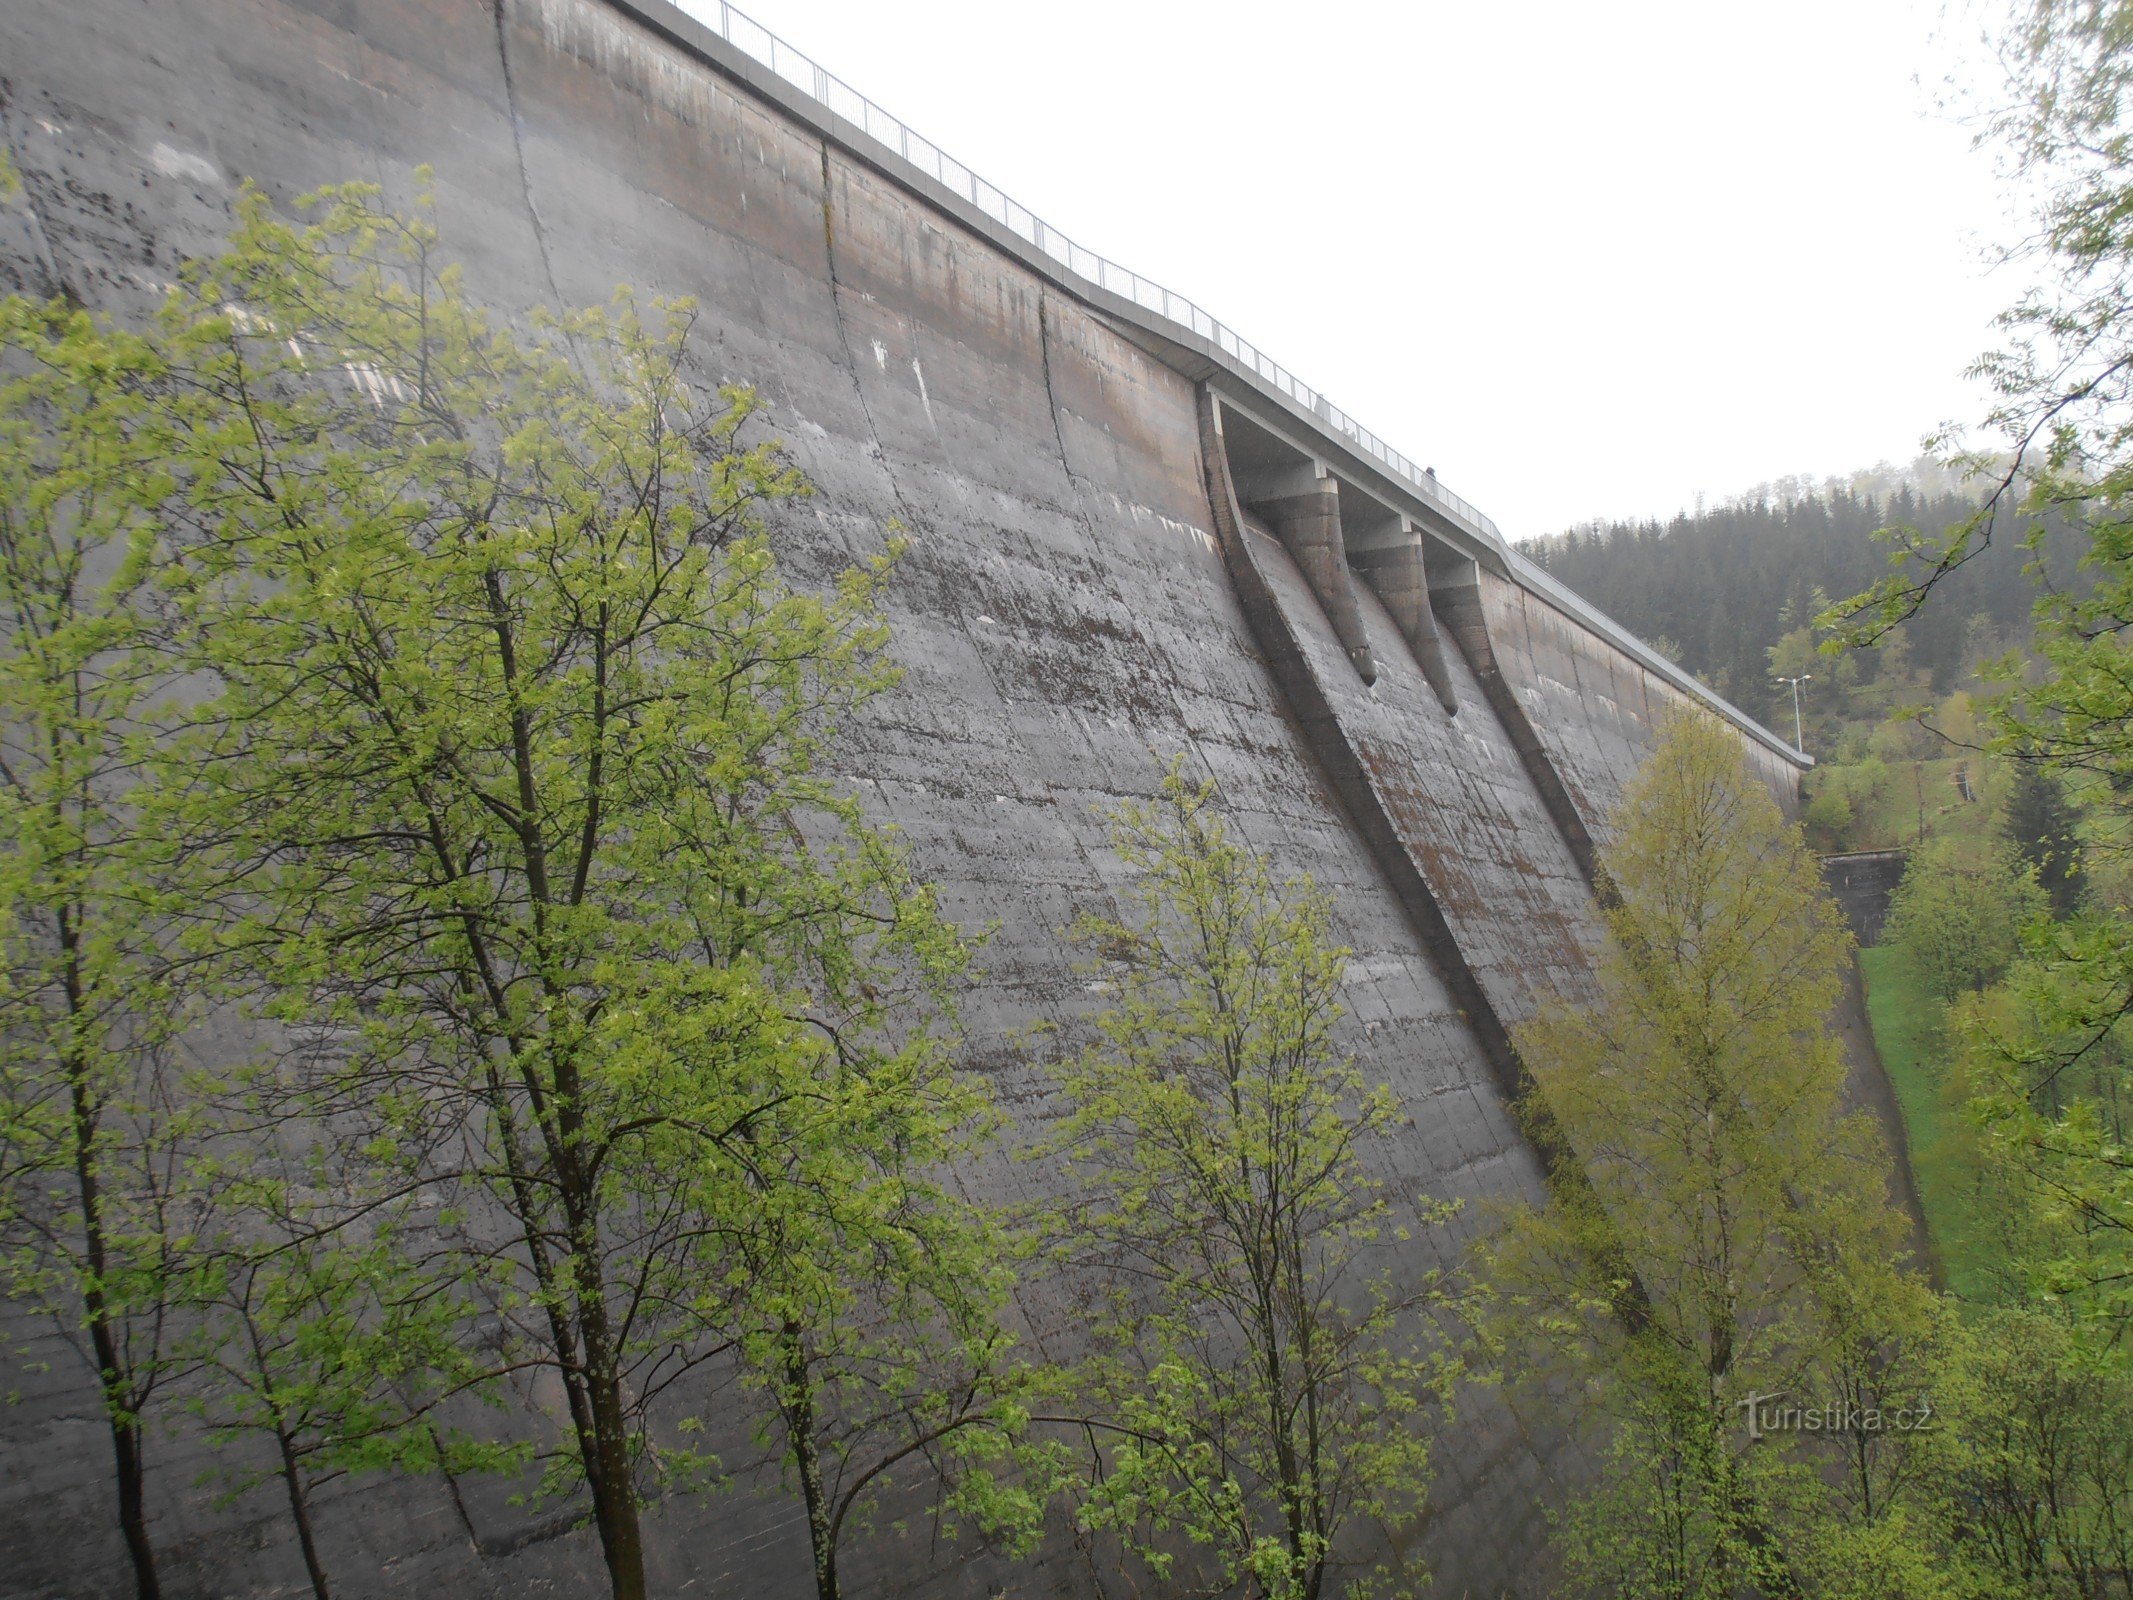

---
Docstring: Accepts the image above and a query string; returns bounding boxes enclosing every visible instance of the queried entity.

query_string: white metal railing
[669,0,1503,544]
[648,0,1805,762]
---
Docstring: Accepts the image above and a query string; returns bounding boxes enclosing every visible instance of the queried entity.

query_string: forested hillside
[1526,472,2035,723]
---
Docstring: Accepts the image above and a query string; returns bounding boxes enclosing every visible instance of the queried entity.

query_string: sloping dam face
[0,1,1813,1595]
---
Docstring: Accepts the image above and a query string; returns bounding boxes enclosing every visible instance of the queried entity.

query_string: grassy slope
[1807,757,1999,854]
[1859,945,2007,1300]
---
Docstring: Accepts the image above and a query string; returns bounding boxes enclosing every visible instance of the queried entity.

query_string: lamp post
[1775,673,1812,754]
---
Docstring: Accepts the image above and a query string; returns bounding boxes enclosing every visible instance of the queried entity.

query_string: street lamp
[1775,674,1812,753]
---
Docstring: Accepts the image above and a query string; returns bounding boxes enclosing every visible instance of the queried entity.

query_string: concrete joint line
[492,0,569,318]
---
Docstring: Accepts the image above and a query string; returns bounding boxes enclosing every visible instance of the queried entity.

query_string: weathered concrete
[1429,559,1604,884]
[1240,466,1380,686]
[0,2,1838,1596]
[1349,516,1460,713]
[1824,849,1910,948]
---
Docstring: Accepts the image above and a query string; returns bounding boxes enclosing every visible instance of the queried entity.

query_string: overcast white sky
[720,0,2024,539]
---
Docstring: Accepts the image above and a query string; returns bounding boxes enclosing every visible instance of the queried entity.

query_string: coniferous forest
[1527,473,2038,713]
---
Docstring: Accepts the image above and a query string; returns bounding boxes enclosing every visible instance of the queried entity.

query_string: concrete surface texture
[0,2,1838,1596]
[1823,849,1912,948]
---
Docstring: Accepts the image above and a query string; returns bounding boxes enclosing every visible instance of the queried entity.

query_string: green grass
[1859,945,2011,1301]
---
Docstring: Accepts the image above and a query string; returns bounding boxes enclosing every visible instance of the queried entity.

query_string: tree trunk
[275,1428,332,1600]
[567,1221,643,1595]
[481,1056,640,1595]
[783,1321,839,1600]
[104,1394,160,1600]
[66,993,160,1600]
[581,1356,648,1600]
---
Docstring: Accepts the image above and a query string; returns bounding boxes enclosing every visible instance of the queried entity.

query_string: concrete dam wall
[0,1,1818,1595]
[1824,849,1911,948]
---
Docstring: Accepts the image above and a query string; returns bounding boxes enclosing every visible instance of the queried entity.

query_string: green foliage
[1049,760,1452,1600]
[185,1220,502,1484]
[0,286,202,1597]
[1550,1405,1794,1600]
[2005,762,2088,916]
[1474,712,1930,1598]
[1801,694,2032,856]
[1486,712,1872,1385]
[1870,703,1940,765]
[1950,907,2133,1327]
[1803,782,1857,849]
[124,179,1002,1599]
[1885,839,2049,1003]
[1787,1504,1990,1600]
[179,1181,518,1600]
[730,1078,1063,1600]
[0,176,1018,1600]
[1926,1307,2133,1597]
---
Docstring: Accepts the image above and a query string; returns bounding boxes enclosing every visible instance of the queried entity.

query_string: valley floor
[1861,945,2010,1301]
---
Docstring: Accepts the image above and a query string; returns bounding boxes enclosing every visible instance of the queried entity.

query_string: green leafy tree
[1953,920,2133,1325]
[1803,782,1857,851]
[1473,712,1929,1598]
[2004,762,2088,916]
[1770,619,1820,683]
[1547,1394,1783,1600]
[180,1189,511,1600]
[0,292,201,1600]
[735,1160,1065,1600]
[1049,761,1453,1600]
[134,181,987,1600]
[1885,840,2050,1003]
[1923,1307,2133,1598]
[1810,0,2133,1377]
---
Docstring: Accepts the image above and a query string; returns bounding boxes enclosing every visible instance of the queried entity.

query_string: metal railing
[649,0,1805,763]
[670,0,1503,544]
